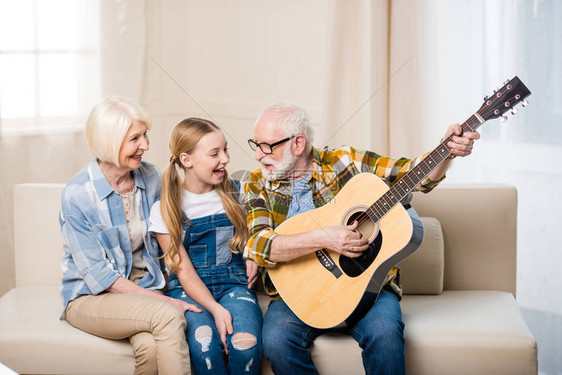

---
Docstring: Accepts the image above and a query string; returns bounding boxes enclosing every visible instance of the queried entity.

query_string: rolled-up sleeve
[243,175,278,267]
[348,146,445,193]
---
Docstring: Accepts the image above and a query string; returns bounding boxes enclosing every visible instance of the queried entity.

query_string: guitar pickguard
[339,230,383,277]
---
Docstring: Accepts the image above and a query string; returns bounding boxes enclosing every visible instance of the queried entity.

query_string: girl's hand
[246,259,259,289]
[169,297,202,314]
[212,306,233,354]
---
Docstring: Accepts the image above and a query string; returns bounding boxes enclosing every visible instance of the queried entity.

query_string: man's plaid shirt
[244,145,443,300]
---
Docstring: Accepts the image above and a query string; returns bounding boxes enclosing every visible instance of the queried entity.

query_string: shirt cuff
[82,261,122,295]
[245,230,279,267]
[419,175,446,192]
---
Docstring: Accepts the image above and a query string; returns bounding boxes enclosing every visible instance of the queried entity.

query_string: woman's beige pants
[65,293,190,375]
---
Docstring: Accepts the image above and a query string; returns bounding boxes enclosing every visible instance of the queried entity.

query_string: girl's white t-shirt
[149,189,225,237]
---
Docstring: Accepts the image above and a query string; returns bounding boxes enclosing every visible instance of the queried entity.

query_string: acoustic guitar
[268,76,531,328]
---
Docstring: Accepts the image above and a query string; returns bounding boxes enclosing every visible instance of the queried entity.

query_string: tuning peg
[484,95,489,101]
[521,100,529,107]
[511,107,518,115]
[503,79,510,84]
[500,115,508,123]
[493,87,499,93]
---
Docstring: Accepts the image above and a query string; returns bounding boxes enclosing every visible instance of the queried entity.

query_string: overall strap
[182,213,193,248]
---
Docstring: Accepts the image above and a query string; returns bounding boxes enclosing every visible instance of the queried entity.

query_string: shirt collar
[262,146,333,192]
[263,177,290,192]
[311,146,336,186]
[89,159,145,200]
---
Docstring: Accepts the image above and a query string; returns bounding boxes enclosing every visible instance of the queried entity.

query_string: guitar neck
[363,75,531,224]
[365,114,485,223]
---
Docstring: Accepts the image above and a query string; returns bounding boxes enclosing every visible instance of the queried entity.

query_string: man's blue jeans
[262,289,406,375]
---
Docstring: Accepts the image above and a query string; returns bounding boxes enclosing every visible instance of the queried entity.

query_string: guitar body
[268,173,424,328]
[267,76,531,329]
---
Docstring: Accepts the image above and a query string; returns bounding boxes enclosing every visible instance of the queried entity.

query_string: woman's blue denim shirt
[59,159,165,313]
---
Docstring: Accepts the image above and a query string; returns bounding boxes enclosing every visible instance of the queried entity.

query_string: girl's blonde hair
[160,118,247,273]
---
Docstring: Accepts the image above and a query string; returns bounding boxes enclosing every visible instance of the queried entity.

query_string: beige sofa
[0,183,537,374]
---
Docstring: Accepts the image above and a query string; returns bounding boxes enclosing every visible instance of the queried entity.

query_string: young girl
[149,118,262,375]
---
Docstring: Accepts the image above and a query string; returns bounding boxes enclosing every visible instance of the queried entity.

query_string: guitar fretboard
[359,76,529,225]
[364,115,484,224]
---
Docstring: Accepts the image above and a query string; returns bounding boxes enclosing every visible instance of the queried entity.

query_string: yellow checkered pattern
[244,146,444,299]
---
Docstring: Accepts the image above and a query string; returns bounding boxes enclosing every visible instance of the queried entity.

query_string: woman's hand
[246,259,259,289]
[211,305,233,354]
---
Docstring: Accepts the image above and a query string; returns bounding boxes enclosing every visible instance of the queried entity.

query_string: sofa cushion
[0,287,134,375]
[402,291,537,375]
[1,286,536,375]
[399,217,444,295]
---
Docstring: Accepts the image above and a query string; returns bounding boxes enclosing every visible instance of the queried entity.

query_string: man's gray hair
[257,102,314,154]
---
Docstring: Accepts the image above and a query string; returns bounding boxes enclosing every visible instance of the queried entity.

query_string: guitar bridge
[316,250,343,278]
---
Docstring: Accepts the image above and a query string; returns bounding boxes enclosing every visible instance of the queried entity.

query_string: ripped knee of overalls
[231,332,257,351]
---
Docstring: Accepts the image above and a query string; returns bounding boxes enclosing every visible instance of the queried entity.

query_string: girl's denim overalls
[166,213,262,375]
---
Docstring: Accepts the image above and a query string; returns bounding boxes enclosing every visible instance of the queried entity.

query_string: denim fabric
[262,289,405,375]
[167,213,262,375]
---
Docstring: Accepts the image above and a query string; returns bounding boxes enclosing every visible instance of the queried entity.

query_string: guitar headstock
[478,76,531,122]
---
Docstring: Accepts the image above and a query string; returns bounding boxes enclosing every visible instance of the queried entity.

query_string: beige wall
[0,0,370,296]
[142,0,334,170]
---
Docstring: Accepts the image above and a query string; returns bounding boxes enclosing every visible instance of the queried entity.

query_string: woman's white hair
[85,95,152,167]
[257,102,314,154]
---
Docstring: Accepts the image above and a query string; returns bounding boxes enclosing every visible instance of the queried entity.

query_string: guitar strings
[347,86,520,241]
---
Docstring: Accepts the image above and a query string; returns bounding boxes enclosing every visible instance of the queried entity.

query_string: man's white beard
[261,148,299,182]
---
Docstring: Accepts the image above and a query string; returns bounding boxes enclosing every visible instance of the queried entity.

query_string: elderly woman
[59,96,199,375]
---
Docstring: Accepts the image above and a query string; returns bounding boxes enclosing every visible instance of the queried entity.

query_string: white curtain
[322,0,424,157]
[0,0,146,295]
[321,0,390,153]
[414,1,562,374]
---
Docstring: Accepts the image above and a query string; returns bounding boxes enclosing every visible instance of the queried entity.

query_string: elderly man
[244,103,479,374]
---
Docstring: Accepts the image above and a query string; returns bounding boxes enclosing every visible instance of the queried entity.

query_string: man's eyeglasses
[247,136,294,154]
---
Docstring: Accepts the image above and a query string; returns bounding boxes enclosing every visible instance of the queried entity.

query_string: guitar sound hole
[345,210,377,241]
[346,211,365,226]
[339,231,382,277]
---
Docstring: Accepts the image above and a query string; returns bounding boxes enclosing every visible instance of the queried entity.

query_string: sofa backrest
[411,183,517,295]
[14,183,65,288]
[12,183,516,296]
[398,217,444,295]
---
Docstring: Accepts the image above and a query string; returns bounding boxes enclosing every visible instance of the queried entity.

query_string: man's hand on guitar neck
[269,221,369,263]
[428,123,481,182]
